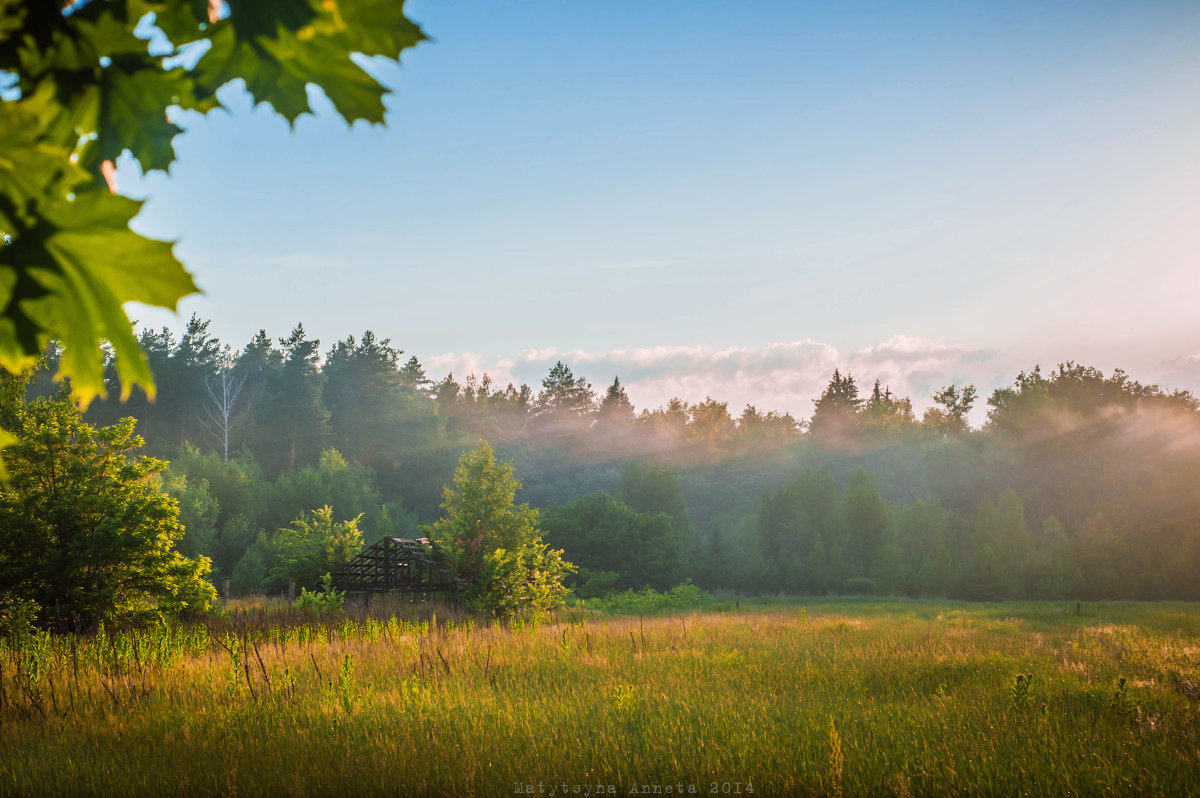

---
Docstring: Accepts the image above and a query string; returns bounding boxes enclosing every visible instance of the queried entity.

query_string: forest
[15,315,1199,609]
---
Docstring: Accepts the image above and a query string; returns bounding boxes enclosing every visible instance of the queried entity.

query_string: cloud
[428,335,997,420]
[424,352,503,384]
[1159,352,1200,396]
[846,335,998,404]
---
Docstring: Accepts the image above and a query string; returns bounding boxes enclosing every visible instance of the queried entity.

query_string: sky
[124,0,1200,423]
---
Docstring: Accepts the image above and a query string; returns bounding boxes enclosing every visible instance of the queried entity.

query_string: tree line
[19,317,1200,607]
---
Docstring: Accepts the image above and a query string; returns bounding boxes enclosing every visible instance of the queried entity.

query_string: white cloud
[428,335,997,421]
[1159,353,1200,396]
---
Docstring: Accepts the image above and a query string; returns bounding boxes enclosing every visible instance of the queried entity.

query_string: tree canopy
[0,369,215,630]
[20,324,1200,605]
[0,0,425,443]
[427,441,572,617]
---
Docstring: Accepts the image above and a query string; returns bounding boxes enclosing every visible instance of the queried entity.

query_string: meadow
[1,599,1198,797]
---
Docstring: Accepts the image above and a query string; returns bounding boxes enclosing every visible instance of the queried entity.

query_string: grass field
[1,599,1198,796]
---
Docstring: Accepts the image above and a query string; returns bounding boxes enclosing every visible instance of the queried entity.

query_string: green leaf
[130,0,209,48]
[0,0,26,45]
[187,0,426,124]
[1,189,197,405]
[1,0,426,415]
[0,424,14,482]
[334,0,429,60]
[0,84,84,215]
[96,59,191,172]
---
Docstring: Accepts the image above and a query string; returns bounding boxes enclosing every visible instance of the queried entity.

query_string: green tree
[323,331,404,468]
[0,374,215,630]
[1027,515,1078,598]
[809,369,863,442]
[618,461,696,544]
[756,466,839,592]
[839,468,893,579]
[689,396,736,454]
[736,405,800,451]
[541,492,683,591]
[923,383,977,435]
[0,0,426,425]
[638,397,691,447]
[596,376,635,431]
[859,380,918,438]
[896,497,957,596]
[270,505,363,591]
[161,469,220,561]
[427,441,572,616]
[535,361,596,429]
[256,324,328,474]
[166,443,268,578]
[960,490,1029,599]
[398,355,433,396]
[270,447,393,544]
[230,548,268,597]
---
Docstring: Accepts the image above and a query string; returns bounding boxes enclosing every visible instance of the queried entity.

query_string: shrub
[295,573,346,615]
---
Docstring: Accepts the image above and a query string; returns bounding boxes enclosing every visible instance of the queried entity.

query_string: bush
[583,581,712,614]
[0,595,39,641]
[294,573,345,615]
[0,378,216,630]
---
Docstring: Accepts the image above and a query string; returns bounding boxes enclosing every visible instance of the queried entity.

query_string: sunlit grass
[1,601,1198,796]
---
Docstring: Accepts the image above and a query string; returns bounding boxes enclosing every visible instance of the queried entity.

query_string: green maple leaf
[1,0,427,473]
[1,187,197,406]
[188,0,426,124]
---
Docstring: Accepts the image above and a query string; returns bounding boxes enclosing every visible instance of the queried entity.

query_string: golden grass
[1,601,1198,796]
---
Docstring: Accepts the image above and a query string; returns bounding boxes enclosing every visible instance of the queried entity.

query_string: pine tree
[597,377,635,428]
[809,369,864,442]
[398,356,433,395]
[256,324,329,474]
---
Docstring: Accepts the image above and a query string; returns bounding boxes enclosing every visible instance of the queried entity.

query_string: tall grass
[1,601,1197,796]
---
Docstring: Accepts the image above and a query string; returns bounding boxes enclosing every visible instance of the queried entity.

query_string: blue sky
[125,0,1200,420]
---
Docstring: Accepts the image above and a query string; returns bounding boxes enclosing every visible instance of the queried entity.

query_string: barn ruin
[330,537,468,601]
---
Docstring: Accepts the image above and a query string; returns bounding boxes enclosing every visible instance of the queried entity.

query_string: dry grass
[1,600,1198,796]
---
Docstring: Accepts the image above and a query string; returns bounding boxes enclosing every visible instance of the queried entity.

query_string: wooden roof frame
[331,537,468,597]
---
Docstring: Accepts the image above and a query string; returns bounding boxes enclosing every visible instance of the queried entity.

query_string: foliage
[540,492,684,591]
[230,547,268,598]
[535,361,595,423]
[581,581,712,613]
[0,0,426,416]
[161,469,220,559]
[270,447,392,543]
[270,505,363,592]
[923,383,977,435]
[427,441,572,616]
[809,369,863,440]
[756,466,839,592]
[27,338,1200,603]
[0,373,215,630]
[294,573,345,615]
[617,461,695,542]
[0,594,39,640]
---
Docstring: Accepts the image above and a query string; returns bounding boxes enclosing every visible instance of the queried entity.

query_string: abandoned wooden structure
[331,537,468,599]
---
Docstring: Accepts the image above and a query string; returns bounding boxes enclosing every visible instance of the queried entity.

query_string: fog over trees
[33,316,1200,602]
